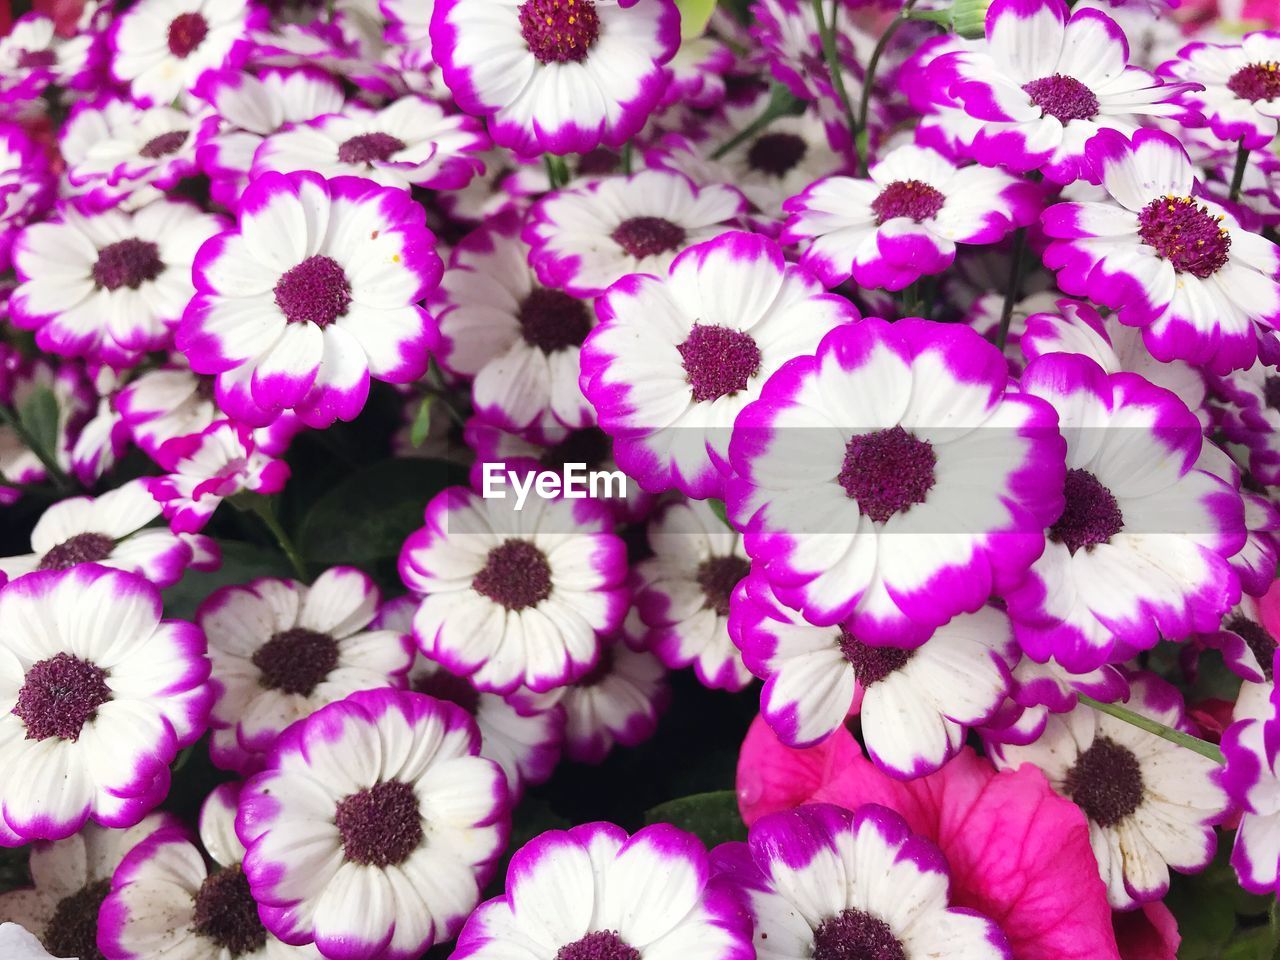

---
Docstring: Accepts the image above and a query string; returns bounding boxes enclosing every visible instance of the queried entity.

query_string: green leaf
[298,458,466,567]
[644,790,746,847]
[409,395,435,448]
[707,498,730,528]
[163,540,295,620]
[678,0,716,38]
[18,386,59,465]
[1221,924,1279,960]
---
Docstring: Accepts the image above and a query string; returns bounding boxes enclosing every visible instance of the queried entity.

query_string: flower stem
[810,0,860,168]
[995,226,1029,353]
[243,494,308,582]
[1229,137,1250,203]
[543,154,570,190]
[712,83,803,160]
[1078,695,1224,765]
[0,403,73,492]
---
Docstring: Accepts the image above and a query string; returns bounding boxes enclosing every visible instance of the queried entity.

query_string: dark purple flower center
[838,426,937,524]
[556,930,641,960]
[192,866,268,957]
[252,627,339,696]
[519,0,601,64]
[337,132,406,165]
[139,130,189,159]
[677,323,763,403]
[18,48,56,69]
[812,908,906,960]
[577,148,620,176]
[274,255,352,327]
[519,287,592,353]
[611,216,687,258]
[1049,468,1123,554]
[1227,613,1277,681]
[1064,735,1144,827]
[747,132,808,177]
[871,179,946,225]
[697,554,751,617]
[837,629,914,685]
[1228,61,1280,102]
[335,779,423,867]
[13,653,110,742]
[413,668,481,715]
[1265,375,1280,411]
[473,539,553,610]
[37,532,114,571]
[1022,73,1099,122]
[92,238,163,292]
[541,427,611,471]
[167,12,208,58]
[1136,195,1231,279]
[43,878,111,960]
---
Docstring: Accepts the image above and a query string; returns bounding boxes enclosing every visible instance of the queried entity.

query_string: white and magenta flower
[582,231,856,499]
[451,821,750,960]
[715,803,1010,960]
[237,689,510,959]
[107,0,262,106]
[1219,675,1280,894]
[524,169,747,299]
[1041,128,1280,374]
[11,199,225,364]
[1158,31,1280,150]
[0,566,210,843]
[732,572,1015,775]
[727,318,1065,645]
[0,122,54,273]
[782,144,1042,291]
[0,479,210,587]
[430,0,681,156]
[177,170,440,427]
[979,655,1129,746]
[635,498,754,691]
[1007,353,1246,671]
[932,0,1194,184]
[398,486,629,693]
[200,567,414,775]
[994,672,1230,909]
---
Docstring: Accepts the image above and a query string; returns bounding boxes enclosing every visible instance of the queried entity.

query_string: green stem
[810,0,860,168]
[0,403,72,491]
[1079,695,1224,765]
[995,226,1029,353]
[1230,137,1250,203]
[621,141,634,175]
[855,10,911,173]
[712,84,802,160]
[543,154,570,190]
[245,495,308,582]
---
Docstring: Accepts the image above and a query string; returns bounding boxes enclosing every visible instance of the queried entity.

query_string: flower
[1006,352,1245,671]
[781,144,1042,291]
[107,0,261,106]
[0,354,92,503]
[1041,128,1280,374]
[200,567,414,775]
[980,655,1129,746]
[0,925,72,960]
[523,169,747,299]
[0,566,210,843]
[1219,671,1280,893]
[398,486,629,693]
[932,0,1195,184]
[582,231,856,499]
[0,814,177,960]
[101,785,321,959]
[430,0,681,156]
[0,122,54,273]
[451,821,750,960]
[634,498,754,691]
[144,420,291,534]
[726,317,1065,645]
[1158,31,1280,150]
[11,198,225,363]
[714,803,1011,960]
[1203,593,1280,685]
[0,479,210,587]
[732,571,1015,775]
[237,689,511,958]
[993,672,1230,908]
[434,209,596,436]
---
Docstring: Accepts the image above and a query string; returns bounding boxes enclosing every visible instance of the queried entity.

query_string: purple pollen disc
[1063,735,1144,827]
[473,539,553,611]
[14,652,111,742]
[677,323,763,403]
[1022,73,1100,122]
[871,179,946,225]
[335,780,424,867]
[519,287,593,352]
[167,12,208,57]
[1226,614,1277,681]
[37,532,114,571]
[337,132,407,165]
[192,866,269,957]
[92,238,164,292]
[1265,375,1280,411]
[414,669,481,715]
[555,930,642,960]
[838,426,937,523]
[747,132,808,176]
[1136,195,1231,278]
[273,254,353,327]
[43,879,111,960]
[252,627,339,696]
[697,554,752,617]
[139,130,188,159]
[1049,468,1123,554]
[610,216,687,258]
[518,0,601,64]
[1228,61,1280,102]
[836,629,914,685]
[812,908,907,960]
